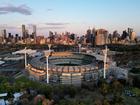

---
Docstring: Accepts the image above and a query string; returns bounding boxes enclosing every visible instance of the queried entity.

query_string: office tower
[1,29,7,39]
[92,28,96,35]
[128,28,133,36]
[86,28,91,35]
[69,33,75,40]
[92,28,96,46]
[33,25,37,43]
[15,34,19,43]
[121,30,128,40]
[86,28,92,44]
[112,30,120,43]
[22,24,26,41]
[0,29,7,44]
[0,31,3,44]
[85,28,96,46]
[8,33,12,38]
[7,33,12,43]
[108,34,112,44]
[54,32,57,36]
[49,31,54,43]
[128,28,137,42]
[131,31,137,42]
[128,28,133,41]
[0,37,3,44]
[95,29,108,45]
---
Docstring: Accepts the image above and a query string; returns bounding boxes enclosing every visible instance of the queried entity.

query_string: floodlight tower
[24,47,27,68]
[78,43,81,53]
[103,45,108,79]
[44,44,51,84]
[48,44,51,51]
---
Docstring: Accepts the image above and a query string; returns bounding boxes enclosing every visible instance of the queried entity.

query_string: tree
[94,99,102,105]
[100,83,110,97]
[111,80,123,95]
[113,95,124,105]
[103,99,110,105]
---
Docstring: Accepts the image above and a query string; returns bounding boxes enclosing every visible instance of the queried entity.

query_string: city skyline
[0,0,140,36]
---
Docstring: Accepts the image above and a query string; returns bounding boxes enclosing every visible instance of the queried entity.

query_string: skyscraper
[22,24,26,42]
[86,28,91,35]
[128,28,137,42]
[92,28,96,46]
[33,25,37,43]
[130,31,137,42]
[128,28,133,36]
[92,28,96,35]
[1,29,7,39]
[86,28,92,44]
[49,31,54,43]
[85,28,96,46]
[0,29,7,44]
[95,29,108,45]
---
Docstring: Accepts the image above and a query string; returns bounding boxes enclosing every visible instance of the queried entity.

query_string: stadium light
[78,43,81,53]
[103,45,108,79]
[44,51,50,84]
[24,47,27,68]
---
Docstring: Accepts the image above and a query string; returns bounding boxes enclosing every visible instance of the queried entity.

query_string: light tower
[48,44,52,51]
[45,51,50,84]
[78,43,81,53]
[103,45,108,79]
[24,47,27,68]
[44,44,51,84]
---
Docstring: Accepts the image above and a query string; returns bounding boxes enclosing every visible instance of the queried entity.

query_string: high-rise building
[1,29,7,39]
[49,31,54,43]
[95,29,108,45]
[92,28,96,35]
[86,28,92,43]
[85,28,96,46]
[128,28,133,36]
[0,29,7,44]
[92,28,96,46]
[33,25,37,43]
[22,24,26,41]
[128,28,137,42]
[112,30,120,44]
[15,34,19,43]
[130,31,137,42]
[86,27,91,36]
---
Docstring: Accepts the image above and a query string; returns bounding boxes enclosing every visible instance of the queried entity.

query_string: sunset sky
[0,0,140,36]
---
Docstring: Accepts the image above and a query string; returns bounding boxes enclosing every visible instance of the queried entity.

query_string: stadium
[27,52,105,85]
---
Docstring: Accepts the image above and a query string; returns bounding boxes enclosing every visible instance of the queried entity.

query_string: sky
[0,0,140,36]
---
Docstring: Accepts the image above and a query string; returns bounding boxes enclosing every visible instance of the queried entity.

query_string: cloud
[0,24,65,30]
[39,27,65,30]
[47,9,53,12]
[0,24,22,29]
[46,22,69,26]
[0,11,8,14]
[0,4,32,15]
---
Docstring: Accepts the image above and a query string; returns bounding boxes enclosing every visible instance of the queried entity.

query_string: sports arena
[27,52,104,85]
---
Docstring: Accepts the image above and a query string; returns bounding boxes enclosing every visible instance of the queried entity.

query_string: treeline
[0,44,75,53]
[0,76,127,105]
[107,44,140,52]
